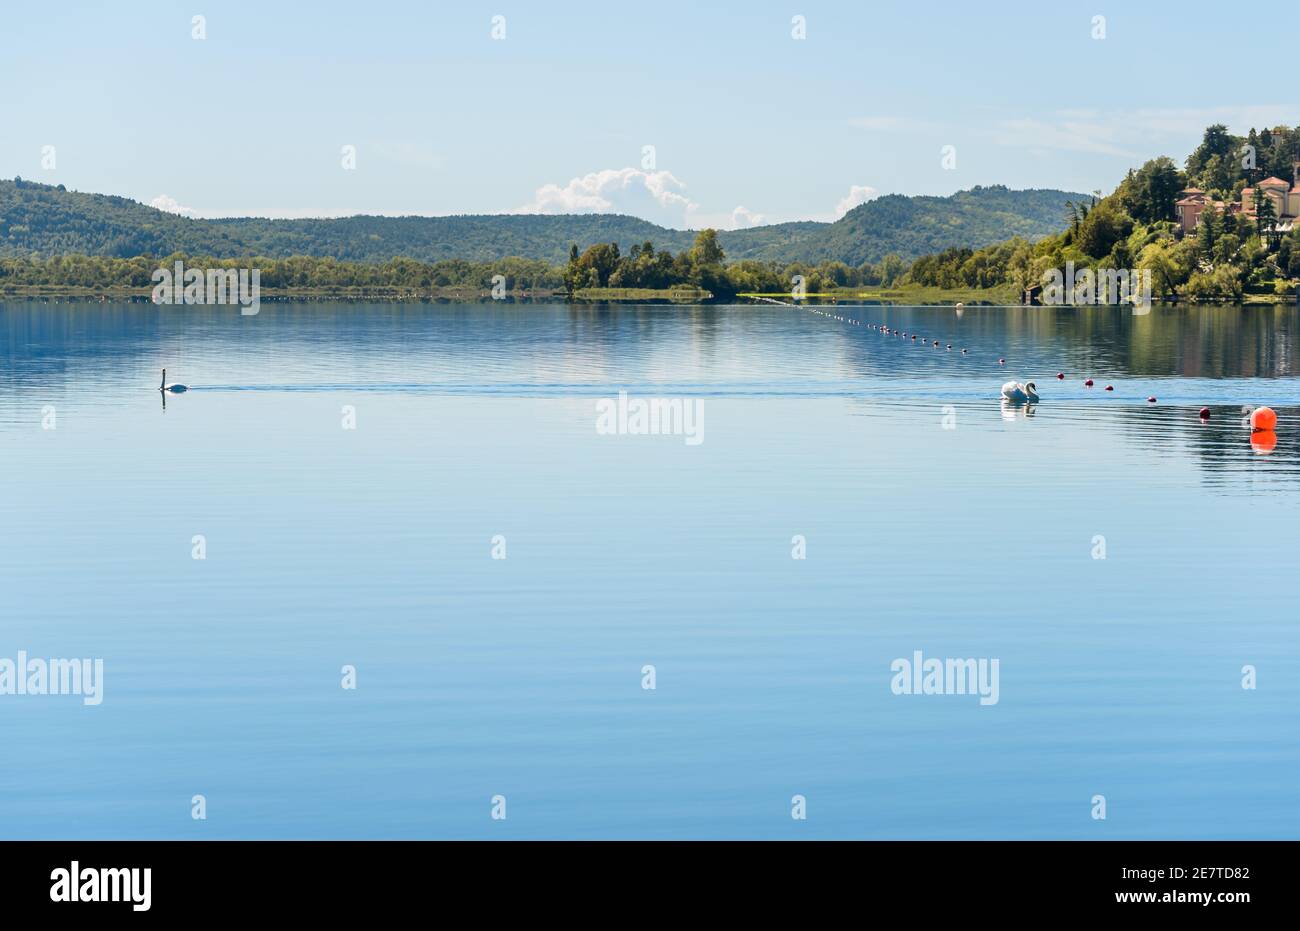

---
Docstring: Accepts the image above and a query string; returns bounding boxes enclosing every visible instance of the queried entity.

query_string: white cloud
[834,184,878,219]
[149,194,198,217]
[707,184,878,227]
[516,167,700,227]
[729,205,766,228]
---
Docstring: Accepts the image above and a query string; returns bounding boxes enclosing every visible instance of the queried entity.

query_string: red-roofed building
[1176,189,1237,233]
[1176,190,1211,233]
[1240,164,1300,232]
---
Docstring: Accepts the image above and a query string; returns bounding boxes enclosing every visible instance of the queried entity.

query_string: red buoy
[1056,373,1064,380]
[1199,407,1210,419]
[1251,407,1278,432]
[1105,385,1114,391]
[1147,396,1157,403]
[1084,379,1094,387]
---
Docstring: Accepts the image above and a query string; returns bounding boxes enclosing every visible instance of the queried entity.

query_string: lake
[1,299,1297,839]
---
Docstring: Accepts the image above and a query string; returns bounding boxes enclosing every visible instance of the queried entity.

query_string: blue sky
[2,0,1295,228]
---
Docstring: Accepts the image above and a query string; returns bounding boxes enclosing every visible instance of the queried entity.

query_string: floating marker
[1250,407,1277,431]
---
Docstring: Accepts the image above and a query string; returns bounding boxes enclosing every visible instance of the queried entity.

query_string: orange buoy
[1251,430,1277,454]
[1250,407,1277,432]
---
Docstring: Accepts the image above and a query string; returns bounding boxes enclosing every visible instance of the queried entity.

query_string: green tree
[1138,239,1195,299]
[1117,157,1184,224]
[688,229,725,269]
[1195,204,1220,257]
[1077,201,1132,258]
[1253,189,1279,250]
[1186,124,1237,181]
[877,254,907,286]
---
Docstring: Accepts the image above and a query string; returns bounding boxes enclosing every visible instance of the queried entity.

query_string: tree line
[563,229,911,296]
[0,253,562,292]
[0,233,918,297]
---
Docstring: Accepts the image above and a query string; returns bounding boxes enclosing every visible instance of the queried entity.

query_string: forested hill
[760,187,1089,265]
[0,178,1080,265]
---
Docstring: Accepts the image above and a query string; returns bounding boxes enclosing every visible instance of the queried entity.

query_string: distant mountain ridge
[0,179,1082,266]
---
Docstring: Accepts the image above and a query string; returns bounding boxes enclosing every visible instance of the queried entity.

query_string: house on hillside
[1176,188,1209,233]
[1176,161,1300,235]
[1240,163,1300,232]
[1175,188,1239,234]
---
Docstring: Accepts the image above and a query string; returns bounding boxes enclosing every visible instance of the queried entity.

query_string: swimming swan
[160,369,188,393]
[1000,380,1038,403]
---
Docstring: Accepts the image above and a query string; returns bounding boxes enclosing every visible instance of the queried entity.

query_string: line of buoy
[786,303,1282,438]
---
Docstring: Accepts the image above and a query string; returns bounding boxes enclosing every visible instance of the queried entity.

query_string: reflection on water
[1,300,1298,839]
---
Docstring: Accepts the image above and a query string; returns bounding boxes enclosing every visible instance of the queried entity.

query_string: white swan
[1000,380,1038,403]
[160,369,188,393]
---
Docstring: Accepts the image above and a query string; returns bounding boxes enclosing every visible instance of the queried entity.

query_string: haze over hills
[0,179,1082,266]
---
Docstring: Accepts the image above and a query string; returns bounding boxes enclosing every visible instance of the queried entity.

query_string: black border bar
[1,840,1285,917]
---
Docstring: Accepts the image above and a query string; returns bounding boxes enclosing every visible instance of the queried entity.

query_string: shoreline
[0,284,1293,307]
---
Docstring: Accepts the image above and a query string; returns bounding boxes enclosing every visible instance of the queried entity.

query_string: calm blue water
[1,299,1298,839]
